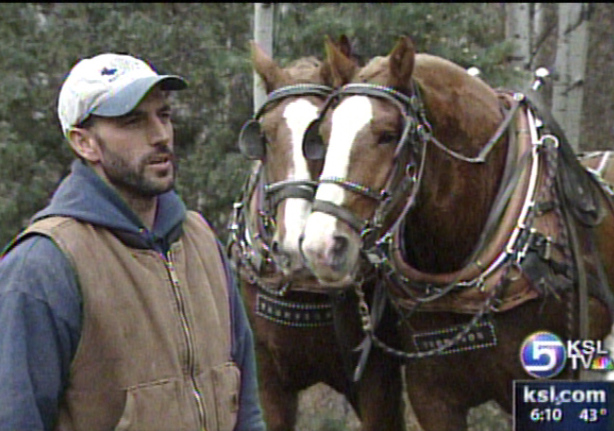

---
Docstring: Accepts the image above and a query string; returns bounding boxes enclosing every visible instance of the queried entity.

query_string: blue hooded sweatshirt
[0,159,266,431]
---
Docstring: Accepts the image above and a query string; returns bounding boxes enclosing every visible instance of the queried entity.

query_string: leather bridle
[238,83,333,233]
[302,82,431,249]
[229,84,333,295]
[302,81,522,252]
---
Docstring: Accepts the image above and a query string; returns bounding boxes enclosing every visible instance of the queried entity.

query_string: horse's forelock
[284,57,325,84]
[286,56,321,69]
[355,56,389,83]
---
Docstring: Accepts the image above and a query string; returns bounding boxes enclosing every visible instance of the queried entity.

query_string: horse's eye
[378,132,398,145]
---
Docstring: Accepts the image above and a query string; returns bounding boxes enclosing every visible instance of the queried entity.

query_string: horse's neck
[403,161,504,272]
[402,74,506,273]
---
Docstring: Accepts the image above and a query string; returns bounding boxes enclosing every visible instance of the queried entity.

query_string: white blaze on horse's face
[301,95,373,285]
[273,98,319,273]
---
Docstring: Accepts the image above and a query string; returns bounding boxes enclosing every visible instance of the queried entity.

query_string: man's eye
[123,116,141,126]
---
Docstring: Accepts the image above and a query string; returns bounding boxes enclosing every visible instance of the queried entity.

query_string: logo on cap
[100,67,117,76]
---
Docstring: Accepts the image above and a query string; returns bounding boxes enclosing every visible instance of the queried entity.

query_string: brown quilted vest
[20,211,240,431]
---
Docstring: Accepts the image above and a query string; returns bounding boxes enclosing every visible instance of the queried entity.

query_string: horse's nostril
[271,240,280,254]
[332,235,349,257]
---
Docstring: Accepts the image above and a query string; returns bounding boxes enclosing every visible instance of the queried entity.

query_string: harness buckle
[516,227,537,264]
[228,201,243,232]
[416,123,432,143]
[507,261,523,282]
[489,297,503,312]
[513,92,525,102]
[354,284,373,332]
[540,236,552,261]
[405,163,417,181]
[257,209,276,232]
[537,134,559,149]
[476,277,486,292]
[530,233,554,261]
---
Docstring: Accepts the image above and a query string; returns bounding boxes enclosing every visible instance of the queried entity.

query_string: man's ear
[66,128,102,163]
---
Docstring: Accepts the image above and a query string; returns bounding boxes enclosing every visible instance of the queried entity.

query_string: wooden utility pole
[552,3,590,151]
[253,3,274,114]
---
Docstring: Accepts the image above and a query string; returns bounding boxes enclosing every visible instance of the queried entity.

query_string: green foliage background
[0,3,519,248]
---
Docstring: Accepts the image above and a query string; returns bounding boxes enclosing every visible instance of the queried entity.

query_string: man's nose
[148,116,171,146]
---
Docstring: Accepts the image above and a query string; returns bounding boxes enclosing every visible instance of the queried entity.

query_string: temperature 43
[579,408,608,423]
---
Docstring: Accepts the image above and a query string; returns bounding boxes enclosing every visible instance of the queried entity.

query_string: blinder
[237,84,333,161]
[238,120,267,160]
[302,119,326,160]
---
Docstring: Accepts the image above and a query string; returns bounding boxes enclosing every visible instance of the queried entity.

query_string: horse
[226,38,405,431]
[298,35,614,430]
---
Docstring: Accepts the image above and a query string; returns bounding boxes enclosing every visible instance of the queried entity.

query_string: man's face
[87,86,176,198]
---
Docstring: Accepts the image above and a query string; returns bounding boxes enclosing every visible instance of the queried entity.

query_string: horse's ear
[250,40,285,93]
[323,35,357,87]
[337,34,352,59]
[388,36,415,89]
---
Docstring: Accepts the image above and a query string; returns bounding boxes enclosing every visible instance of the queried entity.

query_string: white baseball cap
[58,53,187,137]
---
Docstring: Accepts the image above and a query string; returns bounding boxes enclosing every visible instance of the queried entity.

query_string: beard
[95,134,177,198]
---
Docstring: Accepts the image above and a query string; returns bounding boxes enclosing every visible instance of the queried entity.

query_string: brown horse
[299,36,614,430]
[227,39,405,431]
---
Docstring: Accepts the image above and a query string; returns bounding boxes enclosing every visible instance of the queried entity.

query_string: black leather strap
[312,199,365,233]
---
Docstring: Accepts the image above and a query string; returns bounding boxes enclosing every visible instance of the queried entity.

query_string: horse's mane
[382,53,503,162]
[413,54,496,97]
[356,53,495,99]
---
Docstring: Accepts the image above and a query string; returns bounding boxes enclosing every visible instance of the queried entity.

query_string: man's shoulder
[185,210,212,228]
[1,233,78,295]
[2,232,66,272]
[183,211,220,241]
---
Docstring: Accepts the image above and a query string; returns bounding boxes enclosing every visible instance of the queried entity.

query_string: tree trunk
[253,3,274,113]
[531,3,546,69]
[552,3,590,151]
[505,3,531,70]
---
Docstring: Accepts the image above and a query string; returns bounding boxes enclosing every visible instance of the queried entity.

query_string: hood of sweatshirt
[32,159,187,252]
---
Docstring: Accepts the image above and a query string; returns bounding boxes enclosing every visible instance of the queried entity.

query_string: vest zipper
[163,252,207,430]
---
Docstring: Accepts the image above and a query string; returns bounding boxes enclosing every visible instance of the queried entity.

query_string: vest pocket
[114,379,186,431]
[211,362,241,431]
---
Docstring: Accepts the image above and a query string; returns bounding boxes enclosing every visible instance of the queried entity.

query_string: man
[0,53,266,431]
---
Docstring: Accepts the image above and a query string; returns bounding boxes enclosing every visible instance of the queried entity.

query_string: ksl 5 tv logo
[520,331,613,379]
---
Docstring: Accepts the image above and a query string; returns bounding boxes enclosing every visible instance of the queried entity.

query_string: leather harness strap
[521,89,608,344]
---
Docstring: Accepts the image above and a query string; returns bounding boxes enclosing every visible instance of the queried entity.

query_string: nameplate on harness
[412,320,497,355]
[256,293,334,327]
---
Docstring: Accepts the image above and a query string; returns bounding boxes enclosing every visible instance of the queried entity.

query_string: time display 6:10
[531,408,563,422]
